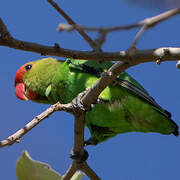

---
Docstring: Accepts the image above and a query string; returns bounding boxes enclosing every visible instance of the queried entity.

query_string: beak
[15,82,28,101]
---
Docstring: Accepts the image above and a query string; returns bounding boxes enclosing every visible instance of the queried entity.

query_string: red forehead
[14,64,27,86]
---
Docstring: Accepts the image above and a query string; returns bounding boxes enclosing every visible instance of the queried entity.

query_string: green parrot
[14,57,179,145]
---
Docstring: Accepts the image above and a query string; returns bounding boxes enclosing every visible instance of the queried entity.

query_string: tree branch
[58,8,180,49]
[130,8,180,48]
[0,18,12,39]
[77,162,101,180]
[62,8,180,33]
[81,61,132,108]
[0,33,180,62]
[1,17,180,62]
[73,113,86,158]
[0,102,73,148]
[63,61,134,179]
[62,162,77,180]
[130,25,147,48]
[140,8,180,27]
[47,0,99,51]
[57,22,142,33]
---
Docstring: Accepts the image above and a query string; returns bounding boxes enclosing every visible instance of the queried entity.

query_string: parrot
[14,57,179,145]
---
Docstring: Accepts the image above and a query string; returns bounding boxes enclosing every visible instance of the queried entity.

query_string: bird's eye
[25,64,32,71]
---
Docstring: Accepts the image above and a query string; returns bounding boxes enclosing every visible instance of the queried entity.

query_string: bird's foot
[84,137,98,146]
[70,148,89,163]
[72,89,95,112]
[72,91,87,112]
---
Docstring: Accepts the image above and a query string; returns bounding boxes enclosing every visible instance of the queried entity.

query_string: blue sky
[1,1,180,180]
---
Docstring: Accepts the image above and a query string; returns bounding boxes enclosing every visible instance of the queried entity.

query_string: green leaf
[16,151,62,180]
[71,171,84,180]
[16,151,85,180]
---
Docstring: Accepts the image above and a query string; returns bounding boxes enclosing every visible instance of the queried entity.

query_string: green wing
[67,59,171,118]
[67,58,147,93]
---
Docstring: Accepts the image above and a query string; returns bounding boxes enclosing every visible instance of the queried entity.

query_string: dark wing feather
[115,79,171,118]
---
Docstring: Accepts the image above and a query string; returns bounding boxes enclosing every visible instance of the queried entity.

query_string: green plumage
[22,57,179,144]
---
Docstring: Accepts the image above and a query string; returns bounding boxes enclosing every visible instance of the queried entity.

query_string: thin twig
[0,18,12,39]
[58,8,180,34]
[129,8,180,48]
[58,8,180,50]
[57,22,142,33]
[95,31,107,50]
[0,102,73,148]
[140,8,180,27]
[47,0,98,51]
[130,25,147,48]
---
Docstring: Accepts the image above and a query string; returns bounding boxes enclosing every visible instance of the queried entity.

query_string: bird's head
[14,58,61,104]
[14,62,38,101]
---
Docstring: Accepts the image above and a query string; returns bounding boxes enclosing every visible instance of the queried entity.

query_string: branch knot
[72,91,88,115]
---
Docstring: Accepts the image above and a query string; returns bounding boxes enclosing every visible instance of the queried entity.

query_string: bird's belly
[85,96,175,135]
